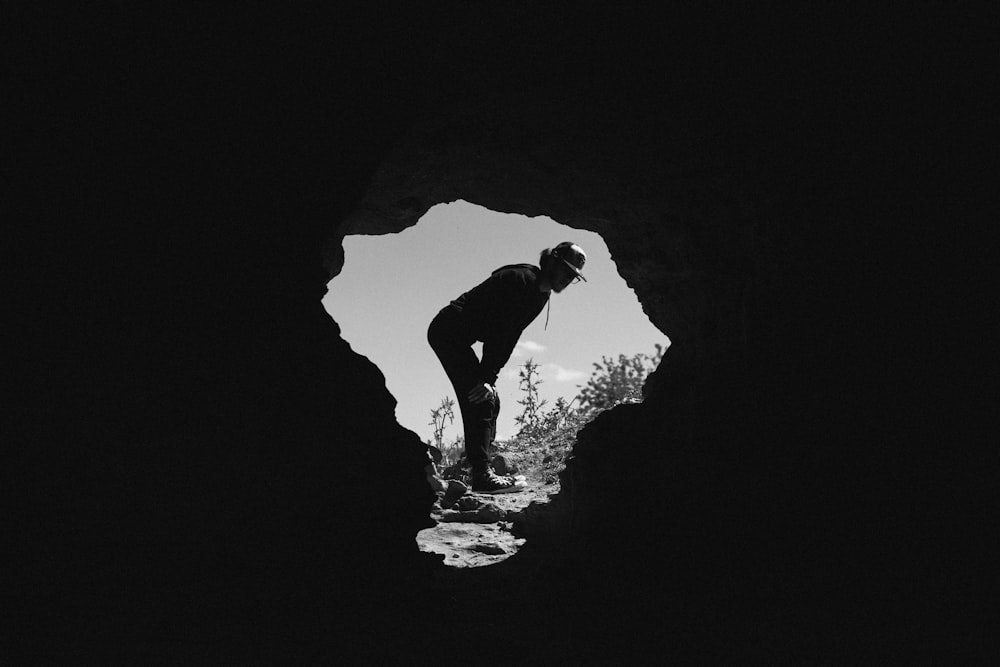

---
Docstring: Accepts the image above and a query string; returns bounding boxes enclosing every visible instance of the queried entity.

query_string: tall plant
[514,358,547,436]
[428,396,456,449]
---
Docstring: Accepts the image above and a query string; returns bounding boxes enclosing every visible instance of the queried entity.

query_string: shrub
[434,345,665,485]
[498,345,664,483]
[497,395,588,484]
[438,436,465,470]
[575,343,664,420]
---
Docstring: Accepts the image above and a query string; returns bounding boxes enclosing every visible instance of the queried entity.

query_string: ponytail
[539,247,555,269]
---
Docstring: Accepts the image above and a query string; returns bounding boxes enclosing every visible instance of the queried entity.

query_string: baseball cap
[552,242,587,282]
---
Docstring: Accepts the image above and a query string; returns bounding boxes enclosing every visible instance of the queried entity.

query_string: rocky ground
[416,480,560,568]
[396,477,613,663]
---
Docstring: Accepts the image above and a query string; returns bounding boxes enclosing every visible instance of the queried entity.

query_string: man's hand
[467,383,497,405]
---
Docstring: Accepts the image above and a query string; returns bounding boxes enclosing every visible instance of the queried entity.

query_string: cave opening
[323,199,668,567]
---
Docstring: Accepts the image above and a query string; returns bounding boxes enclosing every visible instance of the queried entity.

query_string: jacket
[445,264,549,385]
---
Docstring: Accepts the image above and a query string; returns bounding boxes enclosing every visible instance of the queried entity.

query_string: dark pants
[427,308,499,474]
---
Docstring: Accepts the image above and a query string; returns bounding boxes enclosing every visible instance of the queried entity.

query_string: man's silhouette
[427,242,587,493]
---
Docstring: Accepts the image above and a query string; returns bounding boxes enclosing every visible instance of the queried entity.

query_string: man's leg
[454,381,495,475]
[485,391,499,459]
[427,317,493,475]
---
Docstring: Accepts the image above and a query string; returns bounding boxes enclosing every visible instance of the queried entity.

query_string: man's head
[540,242,587,293]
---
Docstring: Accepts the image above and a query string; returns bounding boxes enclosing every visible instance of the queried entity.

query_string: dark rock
[440,480,468,509]
[475,504,505,523]
[473,543,507,556]
[9,4,989,662]
[455,496,483,512]
[490,454,510,476]
[439,503,504,524]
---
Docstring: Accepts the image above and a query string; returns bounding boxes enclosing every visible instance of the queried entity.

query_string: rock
[473,543,506,556]
[455,496,482,511]
[437,502,504,524]
[475,503,505,523]
[438,479,468,509]
[490,454,510,476]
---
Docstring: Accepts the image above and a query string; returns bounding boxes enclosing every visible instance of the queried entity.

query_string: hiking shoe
[472,471,528,494]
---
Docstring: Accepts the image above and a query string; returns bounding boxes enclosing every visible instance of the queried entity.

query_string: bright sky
[322,200,669,444]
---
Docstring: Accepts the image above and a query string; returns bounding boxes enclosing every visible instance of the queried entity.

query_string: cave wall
[334,48,972,658]
[11,4,993,662]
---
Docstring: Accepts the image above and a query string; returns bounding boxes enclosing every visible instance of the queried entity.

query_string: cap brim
[560,258,587,281]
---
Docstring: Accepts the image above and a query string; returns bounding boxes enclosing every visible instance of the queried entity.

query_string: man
[427,242,587,493]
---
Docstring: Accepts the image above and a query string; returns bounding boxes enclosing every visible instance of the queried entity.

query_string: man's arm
[480,329,520,386]
[467,382,496,405]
